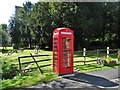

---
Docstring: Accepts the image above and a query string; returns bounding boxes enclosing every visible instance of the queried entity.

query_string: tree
[117,2,120,48]
[9,15,22,49]
[9,1,33,49]
[18,1,33,48]
[8,2,119,50]
[0,24,8,49]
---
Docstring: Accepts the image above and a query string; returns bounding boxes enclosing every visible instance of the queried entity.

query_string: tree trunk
[118,21,120,48]
[118,3,120,48]
[29,37,32,49]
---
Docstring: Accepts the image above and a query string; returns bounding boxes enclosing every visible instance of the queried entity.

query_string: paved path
[27,68,120,90]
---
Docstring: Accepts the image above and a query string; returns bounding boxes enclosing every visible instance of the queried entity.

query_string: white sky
[0,0,40,25]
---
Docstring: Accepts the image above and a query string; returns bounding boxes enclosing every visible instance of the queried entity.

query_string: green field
[1,48,120,90]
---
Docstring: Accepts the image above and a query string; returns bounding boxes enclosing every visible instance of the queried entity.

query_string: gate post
[83,48,86,65]
[107,47,109,58]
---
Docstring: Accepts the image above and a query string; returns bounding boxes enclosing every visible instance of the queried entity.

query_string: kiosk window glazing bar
[53,38,58,68]
[62,37,71,68]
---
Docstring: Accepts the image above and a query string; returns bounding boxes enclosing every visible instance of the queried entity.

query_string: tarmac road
[26,68,120,90]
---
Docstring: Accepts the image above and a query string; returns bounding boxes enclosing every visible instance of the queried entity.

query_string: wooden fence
[18,54,51,74]
[75,47,119,65]
[18,47,119,73]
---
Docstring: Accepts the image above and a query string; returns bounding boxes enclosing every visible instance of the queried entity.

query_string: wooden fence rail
[75,47,119,65]
[21,59,51,64]
[18,54,50,73]
[18,54,49,58]
[23,64,52,70]
[18,47,119,73]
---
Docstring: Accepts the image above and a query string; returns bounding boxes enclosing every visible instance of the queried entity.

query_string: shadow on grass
[64,72,119,88]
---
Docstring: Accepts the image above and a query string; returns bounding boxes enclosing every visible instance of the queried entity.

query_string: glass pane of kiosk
[53,38,58,68]
[62,37,71,68]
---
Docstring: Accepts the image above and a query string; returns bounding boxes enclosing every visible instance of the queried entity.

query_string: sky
[0,0,40,25]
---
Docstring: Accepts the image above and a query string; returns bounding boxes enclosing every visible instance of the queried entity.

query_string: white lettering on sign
[54,32,58,35]
[61,32,72,35]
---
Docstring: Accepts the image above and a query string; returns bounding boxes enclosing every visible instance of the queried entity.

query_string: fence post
[97,49,99,60]
[107,47,109,58]
[83,48,86,65]
[18,57,22,72]
[30,53,43,74]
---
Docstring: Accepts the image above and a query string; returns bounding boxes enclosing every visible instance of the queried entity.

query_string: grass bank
[1,49,120,89]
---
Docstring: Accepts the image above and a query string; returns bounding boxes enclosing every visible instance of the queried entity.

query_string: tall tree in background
[0,24,8,49]
[9,16,21,49]
[9,2,120,50]
[9,1,33,48]
[20,1,33,48]
[117,2,120,48]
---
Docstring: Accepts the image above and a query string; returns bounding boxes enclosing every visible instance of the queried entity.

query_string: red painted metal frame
[52,27,74,75]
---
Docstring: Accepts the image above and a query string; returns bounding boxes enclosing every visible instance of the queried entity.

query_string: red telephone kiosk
[52,27,74,75]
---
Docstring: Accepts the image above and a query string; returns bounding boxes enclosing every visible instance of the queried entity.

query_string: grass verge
[1,49,120,89]
[2,68,58,90]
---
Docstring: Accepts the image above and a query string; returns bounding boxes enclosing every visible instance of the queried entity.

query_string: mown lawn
[1,48,120,90]
[1,49,58,90]
[74,50,120,72]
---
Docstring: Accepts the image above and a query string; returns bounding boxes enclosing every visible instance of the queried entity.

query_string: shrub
[105,57,112,64]
[2,62,18,79]
[103,57,116,66]
[2,49,8,53]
